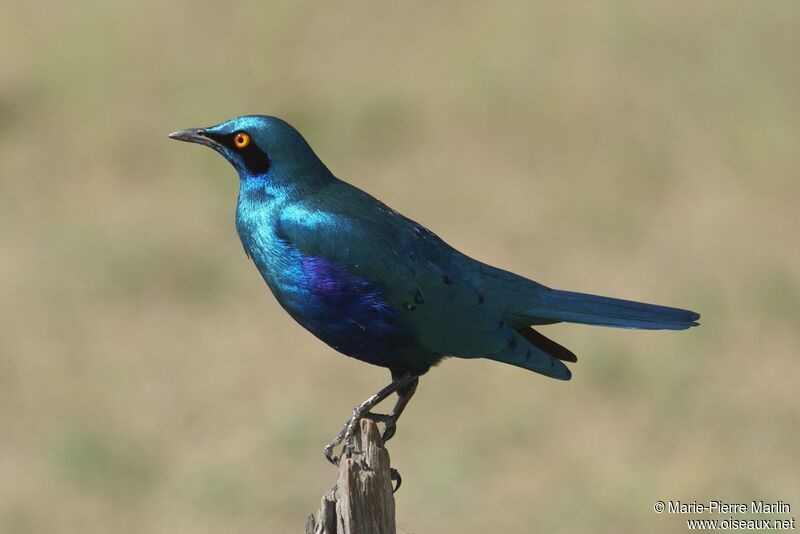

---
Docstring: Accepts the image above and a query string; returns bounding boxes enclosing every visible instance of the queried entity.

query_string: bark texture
[306,419,396,534]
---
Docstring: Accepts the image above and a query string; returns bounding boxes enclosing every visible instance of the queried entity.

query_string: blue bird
[169,115,699,465]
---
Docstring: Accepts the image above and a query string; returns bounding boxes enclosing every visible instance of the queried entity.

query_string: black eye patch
[206,131,270,175]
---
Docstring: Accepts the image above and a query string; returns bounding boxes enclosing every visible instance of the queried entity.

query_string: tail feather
[528,289,700,330]
[486,330,572,380]
[517,327,577,362]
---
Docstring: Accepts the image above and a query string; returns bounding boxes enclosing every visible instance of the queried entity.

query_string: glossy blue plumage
[298,256,414,364]
[173,115,700,380]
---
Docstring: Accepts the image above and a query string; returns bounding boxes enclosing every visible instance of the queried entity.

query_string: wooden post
[306,419,397,534]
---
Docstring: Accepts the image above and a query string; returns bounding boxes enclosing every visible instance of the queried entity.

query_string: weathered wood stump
[306,419,396,534]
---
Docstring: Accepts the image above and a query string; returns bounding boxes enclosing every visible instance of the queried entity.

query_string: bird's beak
[168,128,221,150]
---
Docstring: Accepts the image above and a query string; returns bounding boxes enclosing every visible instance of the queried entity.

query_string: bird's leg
[323,373,418,465]
[372,376,419,443]
[364,369,419,437]
[376,375,418,492]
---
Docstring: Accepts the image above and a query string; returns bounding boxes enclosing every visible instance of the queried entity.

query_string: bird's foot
[324,418,403,492]
[323,442,339,466]
[363,412,394,441]
[323,404,371,465]
[322,373,417,468]
[364,411,398,443]
[381,422,397,443]
[323,409,407,494]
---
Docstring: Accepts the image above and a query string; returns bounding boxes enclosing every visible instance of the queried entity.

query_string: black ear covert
[236,138,270,175]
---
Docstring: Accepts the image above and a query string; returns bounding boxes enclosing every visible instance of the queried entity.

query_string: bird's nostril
[197,129,206,136]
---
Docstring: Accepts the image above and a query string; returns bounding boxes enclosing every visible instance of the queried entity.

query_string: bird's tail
[526,289,700,330]
[486,328,574,381]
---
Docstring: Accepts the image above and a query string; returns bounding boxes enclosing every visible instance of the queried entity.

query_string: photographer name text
[666,500,790,515]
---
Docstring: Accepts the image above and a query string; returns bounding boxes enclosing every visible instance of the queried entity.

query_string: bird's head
[169,115,329,182]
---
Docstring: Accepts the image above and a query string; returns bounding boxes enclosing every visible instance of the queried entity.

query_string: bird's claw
[390,467,402,493]
[323,444,339,466]
[381,423,397,443]
[323,408,364,465]
[364,412,397,443]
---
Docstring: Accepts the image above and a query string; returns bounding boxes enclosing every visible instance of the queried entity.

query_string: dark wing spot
[508,335,518,350]
[478,295,485,304]
[442,275,452,284]
[525,347,532,361]
[414,290,424,305]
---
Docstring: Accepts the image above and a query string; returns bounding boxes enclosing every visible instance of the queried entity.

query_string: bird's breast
[236,199,305,307]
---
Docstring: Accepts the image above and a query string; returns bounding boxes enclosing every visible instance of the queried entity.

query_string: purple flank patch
[299,256,413,365]
[302,257,376,301]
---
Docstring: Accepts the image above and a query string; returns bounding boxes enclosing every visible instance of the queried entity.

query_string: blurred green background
[2,1,798,532]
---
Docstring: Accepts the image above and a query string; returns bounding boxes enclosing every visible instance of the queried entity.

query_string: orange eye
[233,132,250,149]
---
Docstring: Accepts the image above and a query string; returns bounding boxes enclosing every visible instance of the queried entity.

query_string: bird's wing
[276,195,511,358]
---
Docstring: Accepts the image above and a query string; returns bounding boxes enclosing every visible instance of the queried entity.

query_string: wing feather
[277,197,510,357]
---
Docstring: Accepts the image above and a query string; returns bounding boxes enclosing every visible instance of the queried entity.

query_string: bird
[169,114,700,467]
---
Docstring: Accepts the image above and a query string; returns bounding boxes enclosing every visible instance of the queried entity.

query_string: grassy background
[2,1,799,532]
